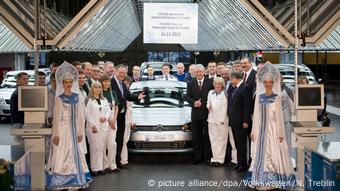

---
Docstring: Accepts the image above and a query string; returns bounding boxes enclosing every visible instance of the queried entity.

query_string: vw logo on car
[155,124,163,132]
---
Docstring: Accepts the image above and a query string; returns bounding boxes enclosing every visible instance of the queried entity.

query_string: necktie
[165,75,168,80]
[119,80,124,97]
[243,72,247,82]
[227,86,236,114]
[198,81,202,90]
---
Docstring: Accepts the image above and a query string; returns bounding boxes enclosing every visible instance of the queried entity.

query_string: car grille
[133,141,190,150]
[5,99,10,104]
[3,110,10,114]
[137,126,182,131]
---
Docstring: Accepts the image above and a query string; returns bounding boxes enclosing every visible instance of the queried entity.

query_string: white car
[0,85,15,117]
[0,70,46,118]
[274,63,317,87]
[128,80,192,153]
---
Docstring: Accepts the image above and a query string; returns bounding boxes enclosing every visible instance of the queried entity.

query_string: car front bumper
[128,131,192,153]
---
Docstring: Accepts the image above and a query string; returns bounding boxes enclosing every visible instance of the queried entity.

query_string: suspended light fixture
[193,51,200,64]
[98,52,106,58]
[213,50,220,56]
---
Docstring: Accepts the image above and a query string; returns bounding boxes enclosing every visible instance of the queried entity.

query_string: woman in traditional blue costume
[46,62,92,190]
[245,63,296,190]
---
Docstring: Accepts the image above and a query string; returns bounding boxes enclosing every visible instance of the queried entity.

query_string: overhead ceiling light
[213,50,220,56]
[98,52,106,58]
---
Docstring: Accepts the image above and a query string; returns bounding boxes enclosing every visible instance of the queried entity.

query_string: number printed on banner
[161,32,181,37]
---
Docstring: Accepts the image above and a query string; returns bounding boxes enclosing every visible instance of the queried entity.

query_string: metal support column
[34,0,40,86]
[294,0,299,87]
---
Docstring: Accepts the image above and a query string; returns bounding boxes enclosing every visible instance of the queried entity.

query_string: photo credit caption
[147,179,256,188]
[146,179,311,188]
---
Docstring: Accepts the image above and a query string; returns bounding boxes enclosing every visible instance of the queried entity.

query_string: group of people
[10,61,144,190]
[185,58,297,190]
[10,57,298,190]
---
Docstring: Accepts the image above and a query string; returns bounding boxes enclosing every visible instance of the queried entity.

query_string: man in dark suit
[221,68,237,166]
[229,71,253,172]
[241,57,257,96]
[81,62,93,95]
[141,66,156,81]
[185,64,214,165]
[131,65,142,82]
[111,64,145,168]
[241,57,257,165]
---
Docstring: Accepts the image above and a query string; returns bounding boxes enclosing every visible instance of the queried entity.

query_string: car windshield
[142,70,176,76]
[141,63,177,76]
[0,83,16,88]
[278,67,317,85]
[3,74,35,84]
[4,74,17,82]
[5,73,35,79]
[133,88,188,108]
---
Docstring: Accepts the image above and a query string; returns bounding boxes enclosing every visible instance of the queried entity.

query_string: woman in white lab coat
[100,75,119,172]
[85,82,113,176]
[207,77,229,167]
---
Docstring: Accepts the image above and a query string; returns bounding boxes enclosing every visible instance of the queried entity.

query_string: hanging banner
[143,3,198,44]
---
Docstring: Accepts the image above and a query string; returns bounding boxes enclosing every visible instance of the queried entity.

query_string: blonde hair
[88,81,104,100]
[213,77,225,88]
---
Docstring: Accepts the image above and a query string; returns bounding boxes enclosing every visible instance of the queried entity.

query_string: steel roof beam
[56,0,108,49]
[245,0,295,45]
[0,6,33,49]
[310,13,339,45]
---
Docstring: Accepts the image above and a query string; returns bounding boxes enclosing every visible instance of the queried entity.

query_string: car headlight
[0,98,6,104]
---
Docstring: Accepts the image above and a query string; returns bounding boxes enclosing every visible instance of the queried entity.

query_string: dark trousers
[246,125,252,165]
[191,119,212,162]
[231,125,248,167]
[225,137,232,163]
[85,136,91,169]
[116,112,126,165]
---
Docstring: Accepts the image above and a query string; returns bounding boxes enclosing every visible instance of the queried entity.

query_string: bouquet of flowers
[0,159,14,191]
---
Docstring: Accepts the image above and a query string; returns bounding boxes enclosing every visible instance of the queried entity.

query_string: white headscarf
[55,61,79,97]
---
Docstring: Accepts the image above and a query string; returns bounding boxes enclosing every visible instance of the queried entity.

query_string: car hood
[132,107,191,126]
[0,88,15,98]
